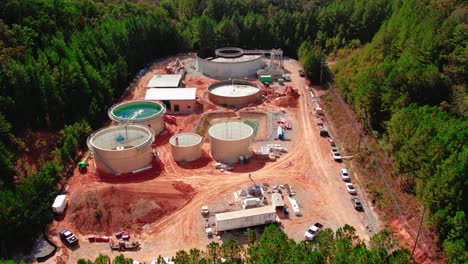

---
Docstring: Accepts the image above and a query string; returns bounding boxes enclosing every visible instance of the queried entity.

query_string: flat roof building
[148,74,182,88]
[145,88,196,114]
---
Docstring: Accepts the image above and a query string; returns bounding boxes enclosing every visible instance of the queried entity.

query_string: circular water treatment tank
[209,122,254,164]
[87,124,155,174]
[197,48,264,79]
[109,101,166,134]
[169,133,203,162]
[208,79,261,107]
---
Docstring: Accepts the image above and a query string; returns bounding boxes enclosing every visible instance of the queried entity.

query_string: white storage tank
[215,206,276,232]
[87,124,155,175]
[209,122,253,164]
[208,79,261,107]
[169,133,203,162]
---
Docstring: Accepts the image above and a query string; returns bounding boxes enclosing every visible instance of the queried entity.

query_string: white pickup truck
[304,223,324,241]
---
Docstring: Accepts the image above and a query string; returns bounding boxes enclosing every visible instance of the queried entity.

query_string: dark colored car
[351,197,363,210]
[60,229,78,246]
[299,69,305,77]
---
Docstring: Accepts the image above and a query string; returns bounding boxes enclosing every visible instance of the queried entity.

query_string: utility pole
[412,206,426,258]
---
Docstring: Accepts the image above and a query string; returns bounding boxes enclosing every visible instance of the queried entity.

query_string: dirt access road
[49,56,379,263]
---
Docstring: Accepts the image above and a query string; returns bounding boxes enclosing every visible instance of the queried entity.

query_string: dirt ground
[45,55,379,263]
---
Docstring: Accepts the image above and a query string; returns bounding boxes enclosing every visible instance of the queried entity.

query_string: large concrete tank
[109,101,166,135]
[197,48,264,79]
[208,79,261,107]
[209,122,253,164]
[169,133,203,162]
[87,124,155,174]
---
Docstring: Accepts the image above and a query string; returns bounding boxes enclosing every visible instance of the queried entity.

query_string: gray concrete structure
[87,124,155,175]
[208,79,261,107]
[196,48,265,79]
[209,122,253,164]
[108,101,166,135]
[169,133,203,162]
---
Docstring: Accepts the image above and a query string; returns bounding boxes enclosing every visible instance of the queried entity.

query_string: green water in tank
[112,103,162,119]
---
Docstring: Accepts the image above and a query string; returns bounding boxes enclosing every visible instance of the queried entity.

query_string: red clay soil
[390,218,442,264]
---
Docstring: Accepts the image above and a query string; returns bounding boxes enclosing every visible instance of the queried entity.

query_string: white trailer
[52,194,68,214]
[215,206,276,232]
[288,196,301,216]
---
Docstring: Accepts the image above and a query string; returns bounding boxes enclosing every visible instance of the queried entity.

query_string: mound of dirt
[271,95,299,108]
[67,182,195,234]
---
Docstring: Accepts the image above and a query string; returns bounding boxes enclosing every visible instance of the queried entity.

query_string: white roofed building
[145,88,196,114]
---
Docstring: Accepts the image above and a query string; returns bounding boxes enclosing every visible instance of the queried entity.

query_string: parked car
[340,168,350,181]
[59,229,78,246]
[304,223,324,241]
[351,197,363,210]
[298,69,305,77]
[331,147,342,161]
[345,183,356,194]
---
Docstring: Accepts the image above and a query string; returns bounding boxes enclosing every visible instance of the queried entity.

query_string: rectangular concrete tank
[215,206,276,232]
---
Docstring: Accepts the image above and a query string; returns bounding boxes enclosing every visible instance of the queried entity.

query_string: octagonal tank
[209,122,253,164]
[169,133,203,162]
[208,79,261,107]
[109,101,165,135]
[87,124,155,175]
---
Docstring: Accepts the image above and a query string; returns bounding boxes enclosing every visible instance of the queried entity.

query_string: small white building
[145,88,196,114]
[148,74,182,88]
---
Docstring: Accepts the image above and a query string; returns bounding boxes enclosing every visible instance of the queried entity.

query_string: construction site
[46,48,381,263]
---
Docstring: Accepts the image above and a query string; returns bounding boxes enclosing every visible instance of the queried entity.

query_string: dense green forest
[331,0,467,262]
[0,0,465,262]
[73,225,413,264]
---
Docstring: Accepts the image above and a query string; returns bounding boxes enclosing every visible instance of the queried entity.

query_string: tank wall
[170,133,203,162]
[197,56,264,79]
[210,136,252,164]
[94,147,153,174]
[209,92,260,106]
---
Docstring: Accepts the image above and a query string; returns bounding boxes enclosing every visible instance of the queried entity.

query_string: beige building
[145,88,196,114]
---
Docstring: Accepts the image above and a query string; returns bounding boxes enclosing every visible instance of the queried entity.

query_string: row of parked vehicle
[340,167,363,210]
[329,136,363,211]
